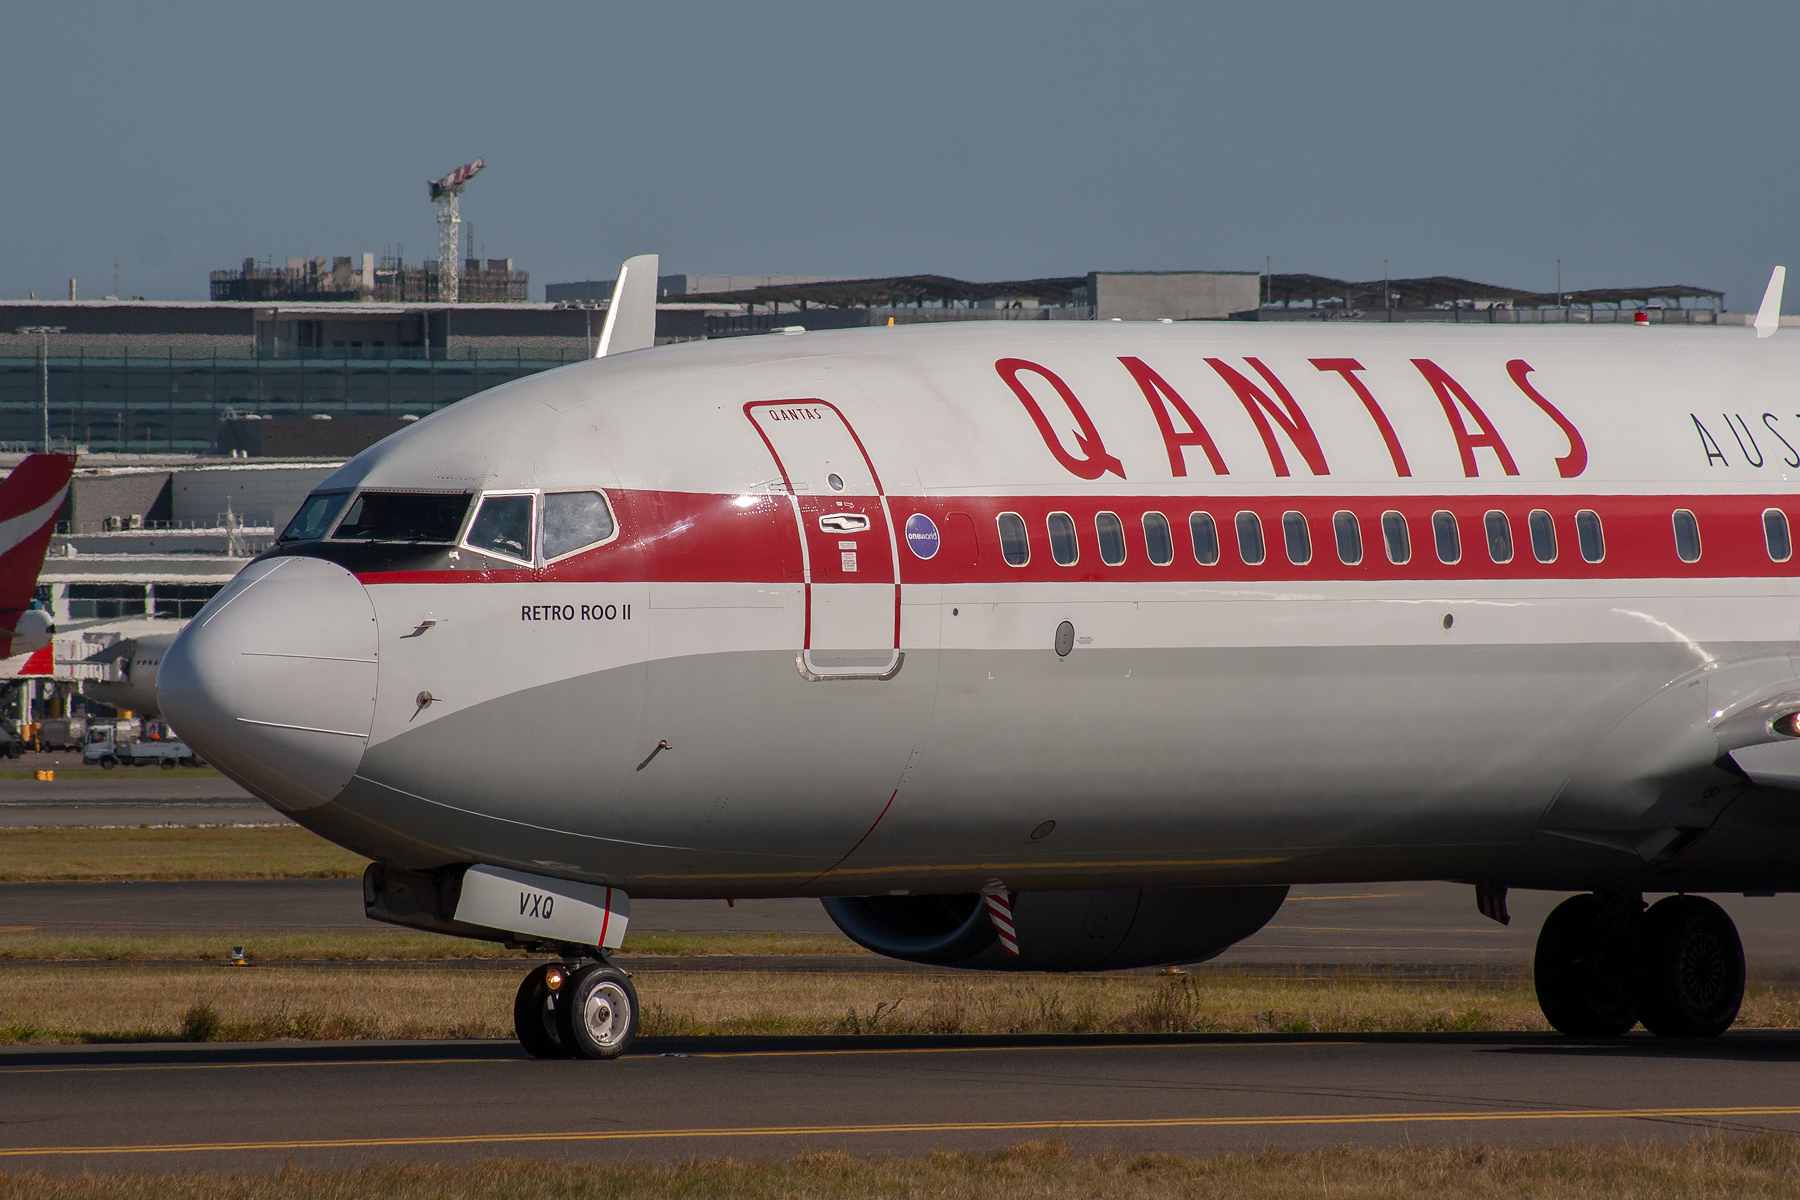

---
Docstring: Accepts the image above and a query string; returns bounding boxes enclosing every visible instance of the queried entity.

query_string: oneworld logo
[904,513,940,559]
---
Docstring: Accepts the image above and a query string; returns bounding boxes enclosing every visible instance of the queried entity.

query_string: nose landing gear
[1533,892,1745,1038]
[513,958,640,1059]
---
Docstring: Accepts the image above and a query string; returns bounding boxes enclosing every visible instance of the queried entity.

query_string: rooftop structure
[1257,273,1725,316]
[211,255,528,304]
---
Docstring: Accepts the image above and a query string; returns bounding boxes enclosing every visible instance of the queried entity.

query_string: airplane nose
[159,556,378,811]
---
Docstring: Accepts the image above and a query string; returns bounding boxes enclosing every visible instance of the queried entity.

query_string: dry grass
[0,929,859,962]
[10,964,1799,1045]
[0,826,368,881]
[639,968,1558,1037]
[0,966,510,1043]
[8,1138,1800,1198]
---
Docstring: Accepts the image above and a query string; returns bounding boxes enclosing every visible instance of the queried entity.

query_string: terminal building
[0,269,1740,456]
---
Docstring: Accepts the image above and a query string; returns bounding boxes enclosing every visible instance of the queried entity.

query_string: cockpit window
[281,491,351,542]
[540,491,616,560]
[465,493,535,563]
[332,491,471,542]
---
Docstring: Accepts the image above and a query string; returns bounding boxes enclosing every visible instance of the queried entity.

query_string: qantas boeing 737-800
[158,258,1800,1057]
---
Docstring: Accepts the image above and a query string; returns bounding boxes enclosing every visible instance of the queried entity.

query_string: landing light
[544,966,566,990]
[1773,713,1800,738]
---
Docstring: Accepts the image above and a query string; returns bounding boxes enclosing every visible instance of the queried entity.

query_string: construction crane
[428,158,484,303]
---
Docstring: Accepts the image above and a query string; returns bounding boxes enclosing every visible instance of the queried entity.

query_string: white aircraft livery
[160,264,1800,1058]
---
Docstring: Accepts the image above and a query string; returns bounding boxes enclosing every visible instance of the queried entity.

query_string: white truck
[84,723,200,769]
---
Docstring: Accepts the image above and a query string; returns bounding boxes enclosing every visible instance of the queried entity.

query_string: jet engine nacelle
[821,885,1289,972]
[9,608,52,656]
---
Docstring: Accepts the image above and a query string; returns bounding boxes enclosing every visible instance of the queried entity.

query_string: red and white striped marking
[982,879,1019,956]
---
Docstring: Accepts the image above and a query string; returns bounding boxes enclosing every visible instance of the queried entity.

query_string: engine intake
[822,885,1288,971]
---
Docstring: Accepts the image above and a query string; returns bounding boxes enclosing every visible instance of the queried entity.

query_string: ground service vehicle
[85,723,195,768]
[160,258,1800,1057]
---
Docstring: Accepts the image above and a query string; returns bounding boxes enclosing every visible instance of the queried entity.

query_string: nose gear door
[745,400,901,680]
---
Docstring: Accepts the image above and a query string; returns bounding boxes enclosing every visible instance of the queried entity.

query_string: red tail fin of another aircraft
[0,454,76,658]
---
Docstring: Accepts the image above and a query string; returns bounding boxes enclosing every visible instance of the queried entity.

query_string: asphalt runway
[5,1033,1800,1172]
[8,879,1800,977]
[0,770,280,828]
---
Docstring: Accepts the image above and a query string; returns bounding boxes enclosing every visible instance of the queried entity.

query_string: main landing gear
[1534,892,1745,1038]
[513,958,640,1059]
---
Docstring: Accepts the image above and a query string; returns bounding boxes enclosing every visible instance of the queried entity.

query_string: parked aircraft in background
[0,453,77,676]
[162,259,1800,1058]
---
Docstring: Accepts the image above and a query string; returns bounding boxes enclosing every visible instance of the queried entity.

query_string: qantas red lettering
[996,353,1593,482]
[1412,359,1519,477]
[766,407,824,422]
[995,357,1127,481]
[1205,358,1330,478]
[1119,356,1228,478]
[1506,360,1587,478]
[1311,357,1411,477]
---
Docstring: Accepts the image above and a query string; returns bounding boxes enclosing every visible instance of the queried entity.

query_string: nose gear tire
[1633,895,1744,1038]
[1534,893,1637,1036]
[553,963,638,1059]
[513,964,574,1059]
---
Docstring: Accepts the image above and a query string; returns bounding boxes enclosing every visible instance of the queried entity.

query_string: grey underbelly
[303,639,1706,895]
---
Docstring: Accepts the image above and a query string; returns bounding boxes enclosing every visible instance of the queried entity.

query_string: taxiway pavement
[0,770,278,827]
[4,1033,1799,1172]
[7,879,1800,977]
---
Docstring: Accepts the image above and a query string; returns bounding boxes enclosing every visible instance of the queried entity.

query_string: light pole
[15,326,65,453]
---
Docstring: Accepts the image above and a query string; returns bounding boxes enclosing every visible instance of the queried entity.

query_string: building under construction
[210,255,528,303]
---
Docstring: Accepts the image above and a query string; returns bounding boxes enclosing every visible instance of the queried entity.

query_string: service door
[746,400,901,679]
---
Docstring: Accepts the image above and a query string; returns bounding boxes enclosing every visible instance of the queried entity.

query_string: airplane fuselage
[160,321,1800,901]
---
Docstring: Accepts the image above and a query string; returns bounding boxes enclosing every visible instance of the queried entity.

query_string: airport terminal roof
[672,274,1089,308]
[1264,274,1725,310]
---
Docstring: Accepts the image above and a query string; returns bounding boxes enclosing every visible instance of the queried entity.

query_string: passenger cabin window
[997,512,1030,566]
[1096,512,1126,566]
[1484,511,1513,564]
[1143,512,1174,566]
[1381,511,1410,564]
[1189,512,1220,565]
[1529,509,1557,563]
[281,491,351,542]
[1672,509,1701,564]
[466,493,535,563]
[1235,511,1266,565]
[1575,509,1605,563]
[1432,511,1461,564]
[1047,512,1079,566]
[1333,511,1362,565]
[541,491,616,561]
[333,491,471,542]
[1282,511,1311,565]
[1765,508,1792,563]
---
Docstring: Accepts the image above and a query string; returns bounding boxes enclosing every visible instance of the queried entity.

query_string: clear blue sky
[7,2,1796,309]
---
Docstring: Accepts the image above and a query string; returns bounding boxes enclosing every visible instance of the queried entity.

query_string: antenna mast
[427,158,485,303]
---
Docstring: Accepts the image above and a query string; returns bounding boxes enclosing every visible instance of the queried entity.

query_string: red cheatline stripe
[352,488,1800,588]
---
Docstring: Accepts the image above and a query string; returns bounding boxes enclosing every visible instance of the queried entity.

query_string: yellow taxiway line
[5,1106,1800,1158]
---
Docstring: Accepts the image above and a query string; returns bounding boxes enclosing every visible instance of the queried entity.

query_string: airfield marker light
[230,946,248,966]
[1634,311,1650,325]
